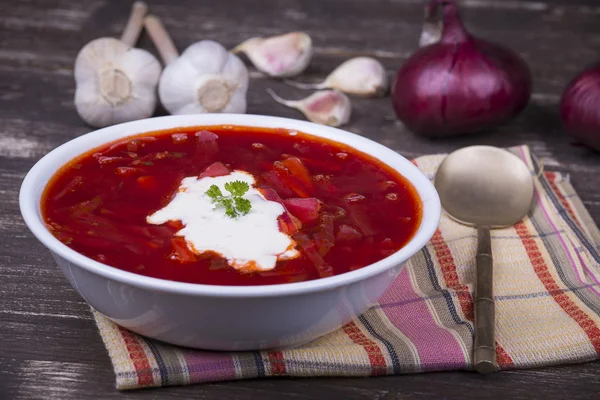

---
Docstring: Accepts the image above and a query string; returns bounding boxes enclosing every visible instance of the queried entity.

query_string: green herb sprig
[205,180,252,218]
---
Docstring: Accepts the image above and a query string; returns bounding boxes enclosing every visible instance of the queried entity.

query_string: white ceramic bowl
[20,114,440,351]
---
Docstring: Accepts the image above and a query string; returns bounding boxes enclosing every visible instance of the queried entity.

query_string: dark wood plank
[1,0,600,398]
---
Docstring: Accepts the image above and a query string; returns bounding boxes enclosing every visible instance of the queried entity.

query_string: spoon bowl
[435,146,534,228]
[435,146,534,374]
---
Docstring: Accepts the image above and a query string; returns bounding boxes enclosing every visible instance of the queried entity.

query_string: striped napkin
[92,145,600,390]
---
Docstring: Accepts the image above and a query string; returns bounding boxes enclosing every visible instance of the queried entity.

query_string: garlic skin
[267,89,351,127]
[419,19,443,47]
[286,57,388,97]
[232,32,313,78]
[74,37,161,128]
[158,40,249,115]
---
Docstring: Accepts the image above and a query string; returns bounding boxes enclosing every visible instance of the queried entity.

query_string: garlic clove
[232,32,313,78]
[157,40,249,115]
[180,41,232,76]
[286,57,388,97]
[419,9,443,47]
[74,37,161,128]
[266,89,351,127]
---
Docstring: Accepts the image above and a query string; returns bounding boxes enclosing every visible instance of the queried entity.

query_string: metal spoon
[434,146,534,374]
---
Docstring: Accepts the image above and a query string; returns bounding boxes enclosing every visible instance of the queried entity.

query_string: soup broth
[41,126,422,286]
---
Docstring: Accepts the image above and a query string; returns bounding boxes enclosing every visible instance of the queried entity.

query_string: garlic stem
[120,1,148,47]
[144,15,180,64]
[283,80,326,90]
[266,89,351,127]
[266,88,298,108]
[230,40,253,55]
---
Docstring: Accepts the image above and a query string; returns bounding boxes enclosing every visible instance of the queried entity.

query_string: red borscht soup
[42,126,421,286]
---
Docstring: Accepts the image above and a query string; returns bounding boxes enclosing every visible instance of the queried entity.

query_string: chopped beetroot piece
[282,198,321,223]
[258,187,302,236]
[293,233,334,278]
[170,237,196,263]
[69,196,103,217]
[320,214,335,238]
[52,196,103,219]
[259,188,302,235]
[193,130,219,164]
[51,176,83,202]
[261,171,295,198]
[314,214,335,256]
[273,161,311,198]
[280,157,314,190]
[199,162,230,178]
[327,205,347,219]
[259,187,284,204]
[313,232,334,256]
[166,220,184,231]
[312,174,338,195]
[346,204,377,236]
[277,213,302,235]
[336,224,363,242]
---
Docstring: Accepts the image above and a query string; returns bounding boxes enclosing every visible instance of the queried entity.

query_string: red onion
[391,0,532,137]
[560,63,600,151]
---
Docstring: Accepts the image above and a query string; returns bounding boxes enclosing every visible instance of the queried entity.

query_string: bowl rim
[19,114,440,298]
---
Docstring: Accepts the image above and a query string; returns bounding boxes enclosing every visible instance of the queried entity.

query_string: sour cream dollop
[147,171,299,272]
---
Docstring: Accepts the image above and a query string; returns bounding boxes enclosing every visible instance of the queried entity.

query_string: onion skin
[560,63,600,151]
[392,0,532,137]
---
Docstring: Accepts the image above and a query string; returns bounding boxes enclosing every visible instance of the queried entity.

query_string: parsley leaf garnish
[206,180,252,218]
[205,185,224,199]
[224,181,249,197]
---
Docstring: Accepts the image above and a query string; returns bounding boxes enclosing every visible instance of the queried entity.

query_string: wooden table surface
[2,0,600,398]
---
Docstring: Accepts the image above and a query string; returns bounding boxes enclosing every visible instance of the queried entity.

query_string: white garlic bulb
[145,15,249,115]
[74,2,161,128]
[286,57,388,97]
[232,32,313,78]
[266,89,351,127]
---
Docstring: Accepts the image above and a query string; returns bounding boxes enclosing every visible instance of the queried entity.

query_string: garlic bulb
[145,15,249,115]
[286,57,388,97]
[232,32,313,78]
[74,2,161,128]
[266,89,351,127]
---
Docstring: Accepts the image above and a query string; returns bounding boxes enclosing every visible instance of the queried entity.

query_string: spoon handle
[474,225,497,374]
